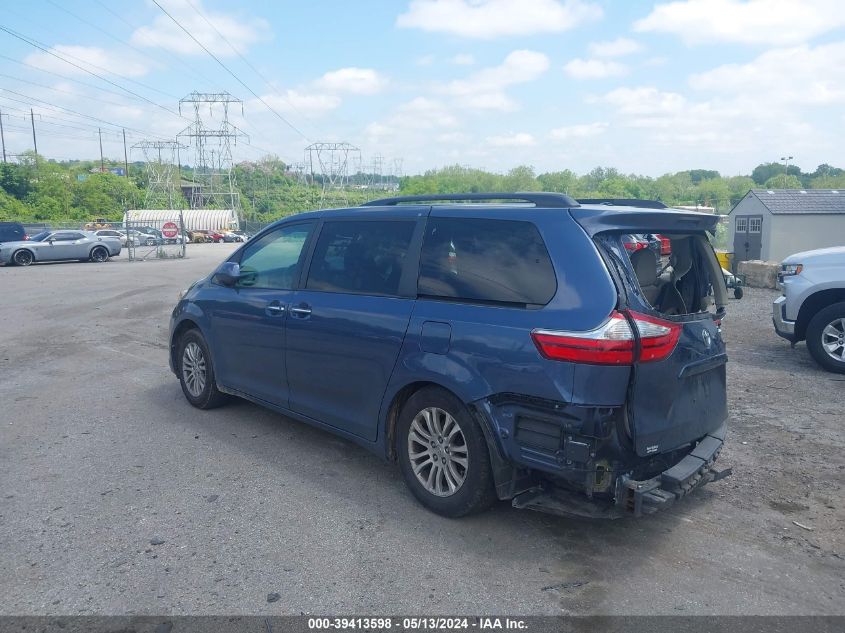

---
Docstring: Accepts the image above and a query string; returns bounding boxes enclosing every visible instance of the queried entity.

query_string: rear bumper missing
[512,422,731,519]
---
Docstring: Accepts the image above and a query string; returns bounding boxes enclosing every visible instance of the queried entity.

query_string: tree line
[2,149,843,224]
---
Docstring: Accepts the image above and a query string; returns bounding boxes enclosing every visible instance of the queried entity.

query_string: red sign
[162,222,178,239]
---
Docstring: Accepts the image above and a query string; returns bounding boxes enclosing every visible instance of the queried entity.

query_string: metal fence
[123,215,186,261]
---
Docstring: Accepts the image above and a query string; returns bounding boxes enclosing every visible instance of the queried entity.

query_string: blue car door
[207,222,315,408]
[285,216,423,440]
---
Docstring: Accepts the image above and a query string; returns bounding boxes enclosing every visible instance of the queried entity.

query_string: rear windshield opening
[598,232,723,318]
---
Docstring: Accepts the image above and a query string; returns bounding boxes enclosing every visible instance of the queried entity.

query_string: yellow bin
[715,250,733,271]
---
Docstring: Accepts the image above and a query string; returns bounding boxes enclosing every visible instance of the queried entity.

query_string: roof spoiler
[361,192,580,208]
[577,198,669,209]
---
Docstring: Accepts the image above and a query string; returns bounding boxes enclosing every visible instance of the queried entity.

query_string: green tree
[764,174,803,188]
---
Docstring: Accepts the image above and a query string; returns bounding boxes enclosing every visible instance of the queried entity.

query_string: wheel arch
[89,244,109,258]
[382,380,442,462]
[12,247,36,262]
[170,318,202,372]
[796,288,845,341]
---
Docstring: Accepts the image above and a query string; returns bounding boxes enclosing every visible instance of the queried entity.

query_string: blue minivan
[169,193,731,518]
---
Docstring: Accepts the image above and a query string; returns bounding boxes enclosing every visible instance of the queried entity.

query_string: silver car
[0,230,121,266]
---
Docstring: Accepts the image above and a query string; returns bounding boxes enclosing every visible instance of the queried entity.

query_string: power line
[149,0,310,142]
[0,25,187,122]
[0,90,172,140]
[50,0,223,92]
[183,0,316,133]
[0,72,158,113]
[0,53,164,106]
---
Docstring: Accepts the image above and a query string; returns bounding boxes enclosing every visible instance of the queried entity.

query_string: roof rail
[361,192,580,208]
[577,198,668,209]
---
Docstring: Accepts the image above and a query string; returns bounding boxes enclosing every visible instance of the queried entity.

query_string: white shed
[728,190,845,264]
[124,209,239,232]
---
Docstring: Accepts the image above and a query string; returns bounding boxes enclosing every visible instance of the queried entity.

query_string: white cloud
[550,122,608,140]
[451,54,475,65]
[563,58,626,79]
[439,50,550,110]
[131,0,269,56]
[588,37,641,57]
[597,86,686,116]
[23,45,148,77]
[396,0,602,39]
[252,90,342,117]
[689,42,845,105]
[634,0,845,45]
[486,132,536,147]
[366,97,459,142]
[316,67,387,95]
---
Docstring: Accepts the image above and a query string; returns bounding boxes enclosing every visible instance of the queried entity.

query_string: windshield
[29,231,51,242]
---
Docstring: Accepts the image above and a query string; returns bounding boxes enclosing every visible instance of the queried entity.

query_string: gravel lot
[0,247,842,615]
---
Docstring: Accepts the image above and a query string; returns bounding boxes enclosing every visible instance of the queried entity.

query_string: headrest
[631,249,658,287]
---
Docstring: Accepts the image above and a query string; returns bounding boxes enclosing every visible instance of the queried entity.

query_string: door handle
[290,305,312,317]
[265,301,285,316]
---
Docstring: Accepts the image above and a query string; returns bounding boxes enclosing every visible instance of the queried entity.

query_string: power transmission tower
[131,140,186,208]
[304,142,361,205]
[177,91,248,212]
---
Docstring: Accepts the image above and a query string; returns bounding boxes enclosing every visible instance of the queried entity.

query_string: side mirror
[214,261,240,287]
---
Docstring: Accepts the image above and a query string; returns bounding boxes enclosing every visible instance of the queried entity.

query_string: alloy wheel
[407,407,468,497]
[821,317,845,362]
[181,341,207,397]
[92,248,107,262]
[14,250,33,266]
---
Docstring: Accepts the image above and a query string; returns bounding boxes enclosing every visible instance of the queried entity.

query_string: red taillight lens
[532,310,681,365]
[24,234,30,240]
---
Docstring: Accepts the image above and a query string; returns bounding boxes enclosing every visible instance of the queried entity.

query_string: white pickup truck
[773,246,845,373]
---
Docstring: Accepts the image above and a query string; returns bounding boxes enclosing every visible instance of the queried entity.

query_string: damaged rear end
[510,206,732,518]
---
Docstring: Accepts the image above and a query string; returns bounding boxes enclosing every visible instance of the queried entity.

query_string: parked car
[208,231,226,243]
[222,231,245,243]
[0,230,120,266]
[0,221,27,243]
[188,230,209,243]
[93,229,126,244]
[773,245,845,373]
[169,193,730,519]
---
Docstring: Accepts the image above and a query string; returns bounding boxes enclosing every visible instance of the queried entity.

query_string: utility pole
[122,129,129,178]
[0,108,6,163]
[99,128,105,172]
[30,108,37,156]
[781,155,793,177]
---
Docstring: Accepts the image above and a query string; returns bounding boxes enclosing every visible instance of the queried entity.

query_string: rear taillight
[531,310,681,365]
[24,234,30,240]
[623,241,646,252]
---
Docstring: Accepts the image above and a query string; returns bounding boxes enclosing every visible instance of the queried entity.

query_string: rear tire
[733,287,743,299]
[90,246,109,263]
[806,302,845,374]
[177,329,228,409]
[397,386,496,517]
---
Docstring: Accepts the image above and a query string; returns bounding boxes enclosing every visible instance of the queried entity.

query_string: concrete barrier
[737,260,780,289]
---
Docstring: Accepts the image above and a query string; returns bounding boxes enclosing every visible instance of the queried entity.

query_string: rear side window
[306,220,416,296]
[418,218,556,306]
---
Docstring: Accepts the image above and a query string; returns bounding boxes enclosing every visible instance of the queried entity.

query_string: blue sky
[1,0,844,176]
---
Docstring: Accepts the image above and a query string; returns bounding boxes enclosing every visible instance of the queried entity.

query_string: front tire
[177,329,228,409]
[806,302,845,374]
[733,287,743,299]
[397,386,496,517]
[12,249,33,266]
[90,246,109,263]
